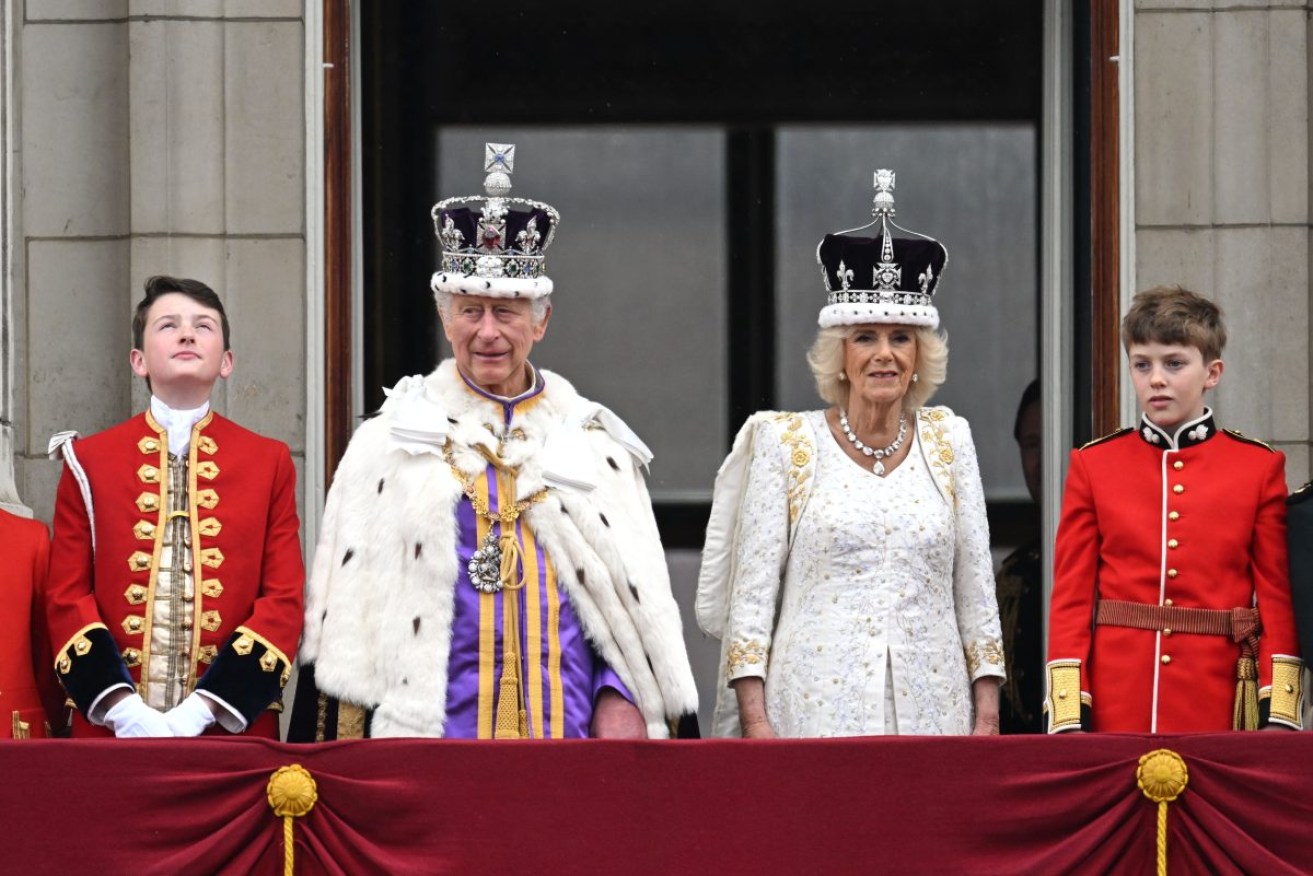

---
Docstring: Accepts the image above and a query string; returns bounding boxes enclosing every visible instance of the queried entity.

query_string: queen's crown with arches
[816,169,948,329]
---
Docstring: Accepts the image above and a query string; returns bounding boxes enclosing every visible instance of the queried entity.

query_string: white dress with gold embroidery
[722,409,1004,737]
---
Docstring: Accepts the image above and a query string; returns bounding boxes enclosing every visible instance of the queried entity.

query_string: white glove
[164,692,218,737]
[103,694,175,738]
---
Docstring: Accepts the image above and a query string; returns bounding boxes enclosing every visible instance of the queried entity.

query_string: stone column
[1,0,29,517]
[1133,0,1311,489]
[13,2,307,523]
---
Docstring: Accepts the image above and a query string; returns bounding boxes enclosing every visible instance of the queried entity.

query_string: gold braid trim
[1045,661,1083,730]
[1267,656,1304,727]
[917,409,956,505]
[771,413,814,525]
[446,446,537,737]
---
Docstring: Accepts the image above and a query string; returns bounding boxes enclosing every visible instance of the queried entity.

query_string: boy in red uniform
[46,276,304,738]
[1,508,63,738]
[1046,286,1302,733]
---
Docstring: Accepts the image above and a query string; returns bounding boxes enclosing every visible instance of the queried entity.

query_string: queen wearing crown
[697,170,1006,737]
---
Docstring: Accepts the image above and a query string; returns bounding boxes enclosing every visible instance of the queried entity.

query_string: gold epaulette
[1289,480,1313,505]
[1078,427,1133,451]
[1222,429,1274,452]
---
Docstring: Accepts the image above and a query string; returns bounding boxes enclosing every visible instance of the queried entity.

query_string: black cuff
[1259,697,1271,728]
[195,630,289,726]
[56,627,133,717]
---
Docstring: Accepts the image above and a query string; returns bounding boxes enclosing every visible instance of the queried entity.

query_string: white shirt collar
[150,396,210,456]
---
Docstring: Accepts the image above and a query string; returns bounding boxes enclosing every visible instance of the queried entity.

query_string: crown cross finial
[872,169,896,217]
[485,143,515,174]
[483,143,516,197]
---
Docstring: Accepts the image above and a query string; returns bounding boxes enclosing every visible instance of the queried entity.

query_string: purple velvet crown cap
[431,142,560,300]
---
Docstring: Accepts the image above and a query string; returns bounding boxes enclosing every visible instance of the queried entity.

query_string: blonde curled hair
[806,324,947,410]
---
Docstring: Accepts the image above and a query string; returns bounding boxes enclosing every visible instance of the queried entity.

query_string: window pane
[774,125,1039,500]
[437,127,728,501]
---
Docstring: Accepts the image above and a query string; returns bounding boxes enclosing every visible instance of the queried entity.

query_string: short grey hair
[806,324,948,410]
[434,288,551,325]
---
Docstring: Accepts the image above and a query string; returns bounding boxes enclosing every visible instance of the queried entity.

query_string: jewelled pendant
[468,530,503,593]
[874,460,886,477]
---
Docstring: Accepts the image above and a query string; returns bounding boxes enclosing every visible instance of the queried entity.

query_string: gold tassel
[1232,657,1259,731]
[493,579,528,739]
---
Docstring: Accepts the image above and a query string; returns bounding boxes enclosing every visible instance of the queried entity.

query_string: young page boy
[1046,286,1303,733]
[1,508,63,738]
[45,276,304,738]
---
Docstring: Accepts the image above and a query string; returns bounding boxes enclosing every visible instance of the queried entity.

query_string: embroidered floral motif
[774,413,815,525]
[1142,426,1161,444]
[727,640,768,676]
[964,638,1005,677]
[918,409,956,504]
[1186,424,1209,443]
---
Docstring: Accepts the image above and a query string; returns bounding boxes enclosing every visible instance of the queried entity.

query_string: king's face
[440,294,549,398]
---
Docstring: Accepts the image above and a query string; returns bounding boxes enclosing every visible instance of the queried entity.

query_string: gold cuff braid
[1267,656,1304,727]
[1046,661,1083,730]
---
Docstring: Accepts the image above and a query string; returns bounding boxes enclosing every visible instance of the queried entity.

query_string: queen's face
[843,323,918,408]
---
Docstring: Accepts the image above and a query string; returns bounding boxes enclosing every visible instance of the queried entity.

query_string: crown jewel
[815,168,948,329]
[431,142,559,299]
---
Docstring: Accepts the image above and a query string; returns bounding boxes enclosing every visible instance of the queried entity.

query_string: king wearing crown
[292,144,699,741]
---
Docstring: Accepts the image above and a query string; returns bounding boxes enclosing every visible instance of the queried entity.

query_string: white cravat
[150,396,210,456]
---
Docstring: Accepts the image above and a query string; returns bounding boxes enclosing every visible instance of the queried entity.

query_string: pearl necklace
[839,409,907,477]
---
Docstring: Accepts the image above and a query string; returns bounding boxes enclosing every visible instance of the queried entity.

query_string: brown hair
[132,276,230,351]
[1121,285,1225,362]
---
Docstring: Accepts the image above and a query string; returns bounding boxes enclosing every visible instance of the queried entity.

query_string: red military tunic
[1046,410,1303,733]
[0,509,63,738]
[46,410,304,737]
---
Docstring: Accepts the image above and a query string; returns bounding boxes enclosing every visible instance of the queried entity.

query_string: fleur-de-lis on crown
[918,262,935,293]
[516,217,541,253]
[836,259,854,291]
[439,216,465,251]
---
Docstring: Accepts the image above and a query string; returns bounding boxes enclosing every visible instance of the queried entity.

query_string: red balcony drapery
[4,734,1312,875]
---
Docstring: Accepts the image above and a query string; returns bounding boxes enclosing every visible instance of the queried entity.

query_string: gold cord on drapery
[1136,749,1188,876]
[267,764,318,876]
